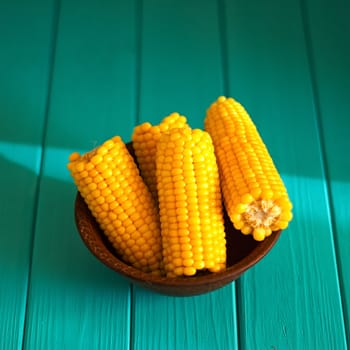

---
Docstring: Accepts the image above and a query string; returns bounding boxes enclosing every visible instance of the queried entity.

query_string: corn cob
[205,96,293,241]
[156,127,226,277]
[67,136,163,275]
[132,113,188,200]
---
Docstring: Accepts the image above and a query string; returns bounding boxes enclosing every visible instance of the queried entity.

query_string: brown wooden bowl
[74,143,282,296]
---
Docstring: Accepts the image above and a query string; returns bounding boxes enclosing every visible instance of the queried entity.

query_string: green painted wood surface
[303,0,350,344]
[0,1,55,348]
[133,288,237,350]
[0,0,349,349]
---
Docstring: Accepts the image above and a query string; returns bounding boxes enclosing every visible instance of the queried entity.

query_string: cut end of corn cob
[205,96,293,241]
[132,112,189,201]
[237,197,292,241]
[156,127,226,277]
[67,136,163,274]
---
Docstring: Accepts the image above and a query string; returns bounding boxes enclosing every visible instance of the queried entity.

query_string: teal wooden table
[1,0,349,349]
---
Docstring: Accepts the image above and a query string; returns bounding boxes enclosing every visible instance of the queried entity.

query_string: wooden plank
[303,0,350,344]
[133,287,237,350]
[22,1,137,348]
[137,0,224,128]
[132,1,238,349]
[0,1,55,348]
[223,0,347,348]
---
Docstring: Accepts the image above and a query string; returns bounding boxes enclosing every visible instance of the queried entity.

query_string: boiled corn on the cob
[156,127,226,277]
[205,96,293,241]
[67,136,163,274]
[132,113,188,200]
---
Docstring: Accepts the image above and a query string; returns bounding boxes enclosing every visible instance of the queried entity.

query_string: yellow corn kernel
[205,96,293,241]
[132,112,188,200]
[67,136,163,274]
[156,127,226,277]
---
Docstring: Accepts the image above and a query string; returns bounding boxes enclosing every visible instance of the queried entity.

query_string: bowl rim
[75,192,282,289]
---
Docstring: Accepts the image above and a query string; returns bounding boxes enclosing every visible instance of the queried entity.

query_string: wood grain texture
[133,287,237,350]
[223,0,347,348]
[303,0,350,344]
[0,1,55,348]
[137,0,224,128]
[22,1,137,349]
[132,0,238,349]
